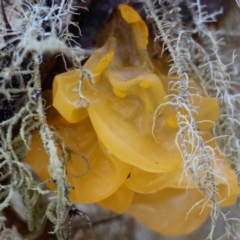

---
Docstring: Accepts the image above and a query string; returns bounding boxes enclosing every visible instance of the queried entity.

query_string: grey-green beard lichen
[0,0,89,239]
[1,0,240,239]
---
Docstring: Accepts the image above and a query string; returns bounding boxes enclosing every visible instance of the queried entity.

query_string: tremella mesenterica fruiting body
[25,4,239,237]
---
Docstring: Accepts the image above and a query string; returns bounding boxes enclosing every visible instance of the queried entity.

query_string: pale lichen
[0,0,89,239]
[141,0,240,239]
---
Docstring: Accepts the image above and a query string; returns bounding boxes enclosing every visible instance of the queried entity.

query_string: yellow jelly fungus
[48,4,239,237]
[112,88,126,98]
[91,49,114,76]
[53,5,183,173]
[166,114,179,129]
[98,184,134,214]
[53,70,88,123]
[118,4,141,23]
[25,91,131,203]
[139,80,151,89]
[127,188,211,236]
[51,4,221,174]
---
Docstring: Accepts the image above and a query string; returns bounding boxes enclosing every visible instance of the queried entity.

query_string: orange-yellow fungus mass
[25,91,131,203]
[118,4,142,23]
[98,184,134,214]
[25,4,239,238]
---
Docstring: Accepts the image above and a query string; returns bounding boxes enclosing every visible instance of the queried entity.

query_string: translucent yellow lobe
[118,4,142,23]
[139,80,151,88]
[98,184,134,213]
[53,70,88,123]
[112,88,126,98]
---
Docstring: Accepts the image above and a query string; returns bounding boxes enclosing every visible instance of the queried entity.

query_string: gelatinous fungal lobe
[25,91,131,203]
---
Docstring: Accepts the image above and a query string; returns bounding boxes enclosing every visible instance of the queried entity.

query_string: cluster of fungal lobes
[26,4,239,238]
[1,0,240,239]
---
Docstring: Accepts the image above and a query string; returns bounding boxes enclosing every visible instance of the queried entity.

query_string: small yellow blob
[118,4,141,23]
[166,109,187,129]
[166,114,178,129]
[113,88,126,98]
[92,49,114,77]
[139,80,151,89]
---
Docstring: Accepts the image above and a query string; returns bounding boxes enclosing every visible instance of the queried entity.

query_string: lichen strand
[0,0,89,239]
[140,0,240,239]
